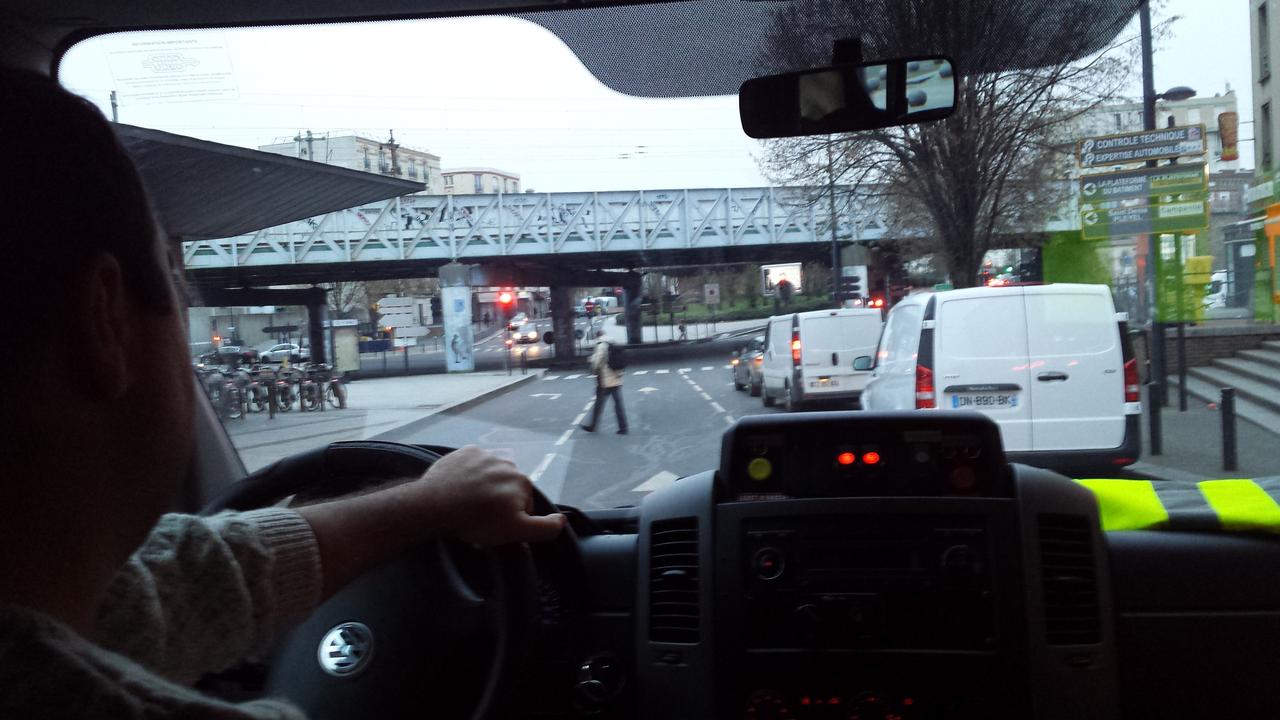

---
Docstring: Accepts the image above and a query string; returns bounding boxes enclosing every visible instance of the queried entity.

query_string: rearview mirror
[853,356,874,371]
[739,56,956,139]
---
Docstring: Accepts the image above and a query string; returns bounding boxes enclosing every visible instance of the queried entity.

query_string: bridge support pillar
[307,301,329,365]
[622,277,643,345]
[440,263,477,372]
[550,285,577,363]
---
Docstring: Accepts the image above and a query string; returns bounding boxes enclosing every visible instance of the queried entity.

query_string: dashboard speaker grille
[648,517,700,643]
[1038,513,1101,645]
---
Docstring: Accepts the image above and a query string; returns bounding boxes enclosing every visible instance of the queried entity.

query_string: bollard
[1222,387,1238,472]
[1177,323,1188,412]
[268,381,276,420]
[1148,380,1163,456]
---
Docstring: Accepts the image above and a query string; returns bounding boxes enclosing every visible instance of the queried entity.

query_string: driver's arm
[92,446,564,685]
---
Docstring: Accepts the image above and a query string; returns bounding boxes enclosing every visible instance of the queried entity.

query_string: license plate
[810,377,839,388]
[951,393,1018,409]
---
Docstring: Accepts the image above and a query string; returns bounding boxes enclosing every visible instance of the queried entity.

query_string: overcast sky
[59,0,1254,194]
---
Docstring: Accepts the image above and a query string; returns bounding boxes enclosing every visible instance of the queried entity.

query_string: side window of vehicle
[879,305,922,374]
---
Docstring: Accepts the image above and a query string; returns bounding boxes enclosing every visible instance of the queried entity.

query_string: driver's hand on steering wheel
[416,445,567,546]
[298,445,566,599]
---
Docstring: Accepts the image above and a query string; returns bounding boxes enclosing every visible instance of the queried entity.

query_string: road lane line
[544,375,561,380]
[702,366,714,371]
[572,412,587,425]
[710,401,726,412]
[691,384,703,391]
[700,392,712,400]
[632,370,648,375]
[583,400,595,410]
[723,364,732,369]
[564,374,582,380]
[554,429,573,446]
[724,415,736,424]
[678,368,692,373]
[655,369,670,374]
[529,453,556,482]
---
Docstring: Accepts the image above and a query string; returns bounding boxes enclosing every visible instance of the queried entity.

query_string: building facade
[442,167,522,195]
[257,132,444,194]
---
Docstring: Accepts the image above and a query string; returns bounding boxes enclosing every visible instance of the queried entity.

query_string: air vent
[1038,514,1100,645]
[649,517,700,643]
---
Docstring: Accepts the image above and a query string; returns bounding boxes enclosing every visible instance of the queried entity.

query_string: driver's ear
[68,252,132,401]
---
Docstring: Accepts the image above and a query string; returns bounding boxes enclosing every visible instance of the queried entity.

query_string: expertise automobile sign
[1077,125,1207,168]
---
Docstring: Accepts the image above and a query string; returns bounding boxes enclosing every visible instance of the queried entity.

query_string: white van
[760,308,884,411]
[858,284,1141,472]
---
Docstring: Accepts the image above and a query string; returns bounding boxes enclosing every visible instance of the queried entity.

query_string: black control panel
[741,515,994,651]
[719,412,1010,501]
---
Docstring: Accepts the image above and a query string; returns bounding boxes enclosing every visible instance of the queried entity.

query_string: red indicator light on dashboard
[836,451,856,466]
[862,451,881,465]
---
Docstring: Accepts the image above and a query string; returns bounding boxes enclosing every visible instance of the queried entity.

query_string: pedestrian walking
[580,330,629,434]
[678,322,688,340]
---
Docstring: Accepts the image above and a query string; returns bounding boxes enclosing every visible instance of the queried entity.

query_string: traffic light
[836,275,862,301]
[497,290,516,320]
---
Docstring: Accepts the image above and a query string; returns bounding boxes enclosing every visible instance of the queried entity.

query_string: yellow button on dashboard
[747,457,773,482]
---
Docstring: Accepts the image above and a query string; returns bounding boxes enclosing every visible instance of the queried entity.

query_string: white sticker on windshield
[104,32,239,104]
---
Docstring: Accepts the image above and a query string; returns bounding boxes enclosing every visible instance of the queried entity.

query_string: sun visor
[518,0,1139,98]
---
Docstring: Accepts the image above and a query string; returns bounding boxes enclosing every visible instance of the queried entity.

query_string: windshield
[59,2,1277,509]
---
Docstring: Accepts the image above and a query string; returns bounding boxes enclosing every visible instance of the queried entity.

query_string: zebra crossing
[542,365,730,381]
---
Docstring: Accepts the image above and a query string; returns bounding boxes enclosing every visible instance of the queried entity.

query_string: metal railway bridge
[181,186,892,289]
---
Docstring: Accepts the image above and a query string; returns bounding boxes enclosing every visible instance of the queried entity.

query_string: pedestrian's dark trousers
[590,384,628,430]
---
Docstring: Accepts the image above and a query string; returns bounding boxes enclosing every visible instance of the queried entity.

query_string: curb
[1125,460,1219,483]
[435,370,545,416]
[371,370,545,442]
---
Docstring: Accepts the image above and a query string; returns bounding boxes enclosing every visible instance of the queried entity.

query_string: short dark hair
[0,69,173,357]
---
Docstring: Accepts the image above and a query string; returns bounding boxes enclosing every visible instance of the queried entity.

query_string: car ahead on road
[198,345,256,366]
[731,335,765,395]
[857,283,1141,474]
[259,343,309,363]
[506,312,528,330]
[760,308,883,411]
[514,323,539,343]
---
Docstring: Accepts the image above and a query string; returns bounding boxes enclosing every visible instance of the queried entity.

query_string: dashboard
[550,410,1280,720]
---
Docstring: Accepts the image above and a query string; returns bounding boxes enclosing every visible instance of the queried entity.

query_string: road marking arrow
[632,470,680,492]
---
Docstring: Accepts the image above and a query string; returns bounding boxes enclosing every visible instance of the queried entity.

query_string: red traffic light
[497,291,514,305]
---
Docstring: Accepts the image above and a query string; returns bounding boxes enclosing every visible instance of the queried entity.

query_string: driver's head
[0,69,194,530]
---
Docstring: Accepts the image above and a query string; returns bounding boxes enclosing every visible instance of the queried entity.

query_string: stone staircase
[1173,340,1280,435]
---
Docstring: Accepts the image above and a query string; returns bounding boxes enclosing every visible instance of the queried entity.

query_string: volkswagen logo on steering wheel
[318,622,374,677]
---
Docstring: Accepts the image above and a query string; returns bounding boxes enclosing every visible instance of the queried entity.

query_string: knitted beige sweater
[0,509,322,718]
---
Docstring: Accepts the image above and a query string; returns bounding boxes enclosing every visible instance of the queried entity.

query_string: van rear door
[934,290,1034,452]
[1023,286,1126,451]
[799,311,881,393]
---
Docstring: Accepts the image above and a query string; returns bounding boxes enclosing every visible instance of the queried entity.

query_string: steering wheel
[202,440,575,720]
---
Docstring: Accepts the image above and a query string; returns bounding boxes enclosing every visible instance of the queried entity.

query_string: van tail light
[791,331,801,366]
[1123,358,1140,403]
[915,365,936,409]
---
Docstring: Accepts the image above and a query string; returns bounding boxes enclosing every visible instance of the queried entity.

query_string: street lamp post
[1140,0,1196,409]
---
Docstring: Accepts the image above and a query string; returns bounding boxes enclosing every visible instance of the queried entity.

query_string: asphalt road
[377,337,789,510]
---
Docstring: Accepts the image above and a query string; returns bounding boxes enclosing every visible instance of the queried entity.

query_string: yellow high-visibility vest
[1076,478,1280,532]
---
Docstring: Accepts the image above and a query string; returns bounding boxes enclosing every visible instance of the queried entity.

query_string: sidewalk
[1126,386,1278,482]
[225,370,541,472]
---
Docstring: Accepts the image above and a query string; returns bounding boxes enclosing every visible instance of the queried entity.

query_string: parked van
[858,284,1141,472]
[760,308,884,411]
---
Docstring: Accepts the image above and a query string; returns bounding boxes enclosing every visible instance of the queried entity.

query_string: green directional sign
[1078,163,1207,204]
[1080,200,1208,240]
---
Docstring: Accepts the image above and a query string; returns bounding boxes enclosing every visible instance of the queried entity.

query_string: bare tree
[325,280,367,318]
[756,0,1144,287]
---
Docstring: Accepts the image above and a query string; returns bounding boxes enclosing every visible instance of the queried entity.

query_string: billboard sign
[1077,125,1206,168]
[761,263,802,295]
